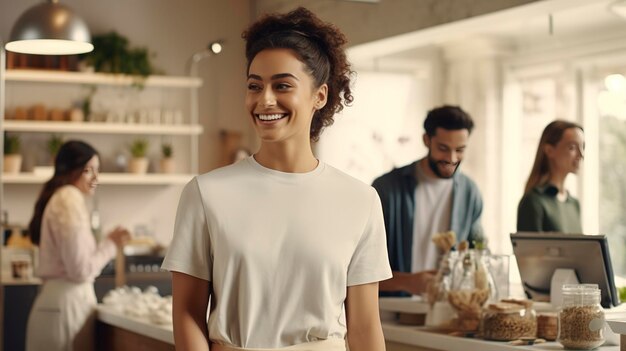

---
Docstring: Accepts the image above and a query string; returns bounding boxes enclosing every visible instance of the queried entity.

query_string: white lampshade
[5,0,93,55]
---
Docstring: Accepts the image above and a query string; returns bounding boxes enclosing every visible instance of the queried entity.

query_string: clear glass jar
[558,284,605,350]
[425,251,458,327]
[447,249,494,332]
[482,300,537,341]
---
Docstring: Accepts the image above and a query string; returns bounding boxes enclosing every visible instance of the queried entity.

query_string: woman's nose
[262,88,276,107]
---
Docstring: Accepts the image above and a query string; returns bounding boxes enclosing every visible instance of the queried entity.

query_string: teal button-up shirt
[372,161,484,281]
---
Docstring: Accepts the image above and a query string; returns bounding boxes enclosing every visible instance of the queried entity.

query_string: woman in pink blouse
[25,140,129,351]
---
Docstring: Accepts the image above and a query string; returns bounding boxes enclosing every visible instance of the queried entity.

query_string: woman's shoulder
[323,163,378,197]
[50,185,84,204]
[45,185,88,221]
[196,158,250,184]
[518,186,551,208]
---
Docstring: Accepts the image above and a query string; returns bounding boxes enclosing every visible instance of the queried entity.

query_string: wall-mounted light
[609,0,626,19]
[189,40,224,76]
[5,0,93,55]
[209,41,223,55]
[604,73,626,93]
[187,40,224,174]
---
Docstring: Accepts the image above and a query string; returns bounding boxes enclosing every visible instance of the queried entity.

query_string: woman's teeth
[257,113,286,121]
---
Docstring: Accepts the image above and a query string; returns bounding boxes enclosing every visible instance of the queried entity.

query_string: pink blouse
[36,185,116,282]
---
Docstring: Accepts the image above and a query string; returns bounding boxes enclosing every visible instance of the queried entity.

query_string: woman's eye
[247,83,261,91]
[275,83,291,90]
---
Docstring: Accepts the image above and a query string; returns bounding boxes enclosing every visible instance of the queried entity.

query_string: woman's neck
[254,141,317,173]
[548,171,568,195]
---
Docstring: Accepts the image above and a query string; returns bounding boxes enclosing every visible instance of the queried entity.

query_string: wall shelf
[2,172,194,185]
[3,120,203,135]
[5,70,202,88]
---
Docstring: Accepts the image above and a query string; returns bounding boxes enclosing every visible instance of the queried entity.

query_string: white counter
[96,305,174,344]
[97,301,623,351]
[382,322,619,351]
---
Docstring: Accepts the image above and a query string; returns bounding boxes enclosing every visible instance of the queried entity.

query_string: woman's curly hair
[242,7,354,142]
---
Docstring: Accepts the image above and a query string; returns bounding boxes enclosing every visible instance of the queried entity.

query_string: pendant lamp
[5,0,93,55]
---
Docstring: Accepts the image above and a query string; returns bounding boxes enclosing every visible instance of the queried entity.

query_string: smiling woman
[161,6,392,351]
[517,120,585,233]
[25,140,130,351]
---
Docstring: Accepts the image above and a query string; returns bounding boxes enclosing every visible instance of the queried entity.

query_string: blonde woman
[517,120,584,232]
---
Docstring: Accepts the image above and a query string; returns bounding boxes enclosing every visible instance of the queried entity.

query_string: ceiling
[348,0,626,64]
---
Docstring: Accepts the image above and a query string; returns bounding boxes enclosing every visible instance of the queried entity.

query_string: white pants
[211,339,347,351]
[26,279,96,351]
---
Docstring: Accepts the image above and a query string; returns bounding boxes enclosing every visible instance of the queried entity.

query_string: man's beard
[427,151,461,179]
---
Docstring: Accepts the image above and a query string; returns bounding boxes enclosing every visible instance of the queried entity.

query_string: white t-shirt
[162,156,392,348]
[411,162,453,272]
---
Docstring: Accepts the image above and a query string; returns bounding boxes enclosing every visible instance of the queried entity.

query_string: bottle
[558,284,605,350]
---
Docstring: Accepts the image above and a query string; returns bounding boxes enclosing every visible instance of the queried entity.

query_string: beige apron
[211,339,347,351]
[26,279,97,351]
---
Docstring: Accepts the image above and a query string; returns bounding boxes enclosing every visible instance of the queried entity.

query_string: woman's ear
[543,144,555,159]
[315,84,328,110]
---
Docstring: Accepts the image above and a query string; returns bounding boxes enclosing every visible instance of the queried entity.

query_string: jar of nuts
[558,284,605,350]
[482,300,537,341]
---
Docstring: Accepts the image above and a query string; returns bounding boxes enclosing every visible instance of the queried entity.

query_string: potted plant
[128,138,149,174]
[47,134,64,164]
[3,134,22,174]
[160,143,175,174]
[80,32,157,88]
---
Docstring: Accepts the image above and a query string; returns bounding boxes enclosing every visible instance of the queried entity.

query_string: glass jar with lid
[447,243,495,332]
[558,284,605,350]
[482,299,537,341]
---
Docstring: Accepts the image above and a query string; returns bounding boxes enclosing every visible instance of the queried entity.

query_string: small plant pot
[128,157,149,174]
[160,158,175,174]
[3,154,22,174]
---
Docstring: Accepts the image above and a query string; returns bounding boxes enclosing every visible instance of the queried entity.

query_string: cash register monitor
[510,232,620,308]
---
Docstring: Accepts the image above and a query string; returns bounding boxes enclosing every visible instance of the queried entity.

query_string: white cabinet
[2,69,204,185]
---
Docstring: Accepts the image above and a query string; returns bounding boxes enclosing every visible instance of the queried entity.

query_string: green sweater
[517,184,582,233]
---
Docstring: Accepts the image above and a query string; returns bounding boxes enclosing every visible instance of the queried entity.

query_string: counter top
[97,302,623,350]
[607,320,626,334]
[379,296,430,314]
[1,275,42,286]
[382,322,620,351]
[96,305,173,344]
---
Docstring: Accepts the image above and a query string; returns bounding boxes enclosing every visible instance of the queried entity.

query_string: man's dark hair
[423,105,474,136]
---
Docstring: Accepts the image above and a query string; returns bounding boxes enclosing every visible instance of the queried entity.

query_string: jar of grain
[558,284,605,350]
[537,313,558,341]
[482,300,537,341]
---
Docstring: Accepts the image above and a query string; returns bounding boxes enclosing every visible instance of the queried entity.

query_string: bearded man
[372,105,483,296]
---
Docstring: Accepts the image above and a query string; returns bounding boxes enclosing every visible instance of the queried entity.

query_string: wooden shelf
[3,120,203,135]
[2,172,194,185]
[5,69,202,88]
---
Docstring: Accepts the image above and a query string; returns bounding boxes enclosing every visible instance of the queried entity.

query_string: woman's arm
[172,271,211,351]
[346,282,386,351]
[517,195,543,231]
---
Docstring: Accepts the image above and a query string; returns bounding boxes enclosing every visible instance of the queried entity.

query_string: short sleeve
[347,188,393,286]
[161,177,212,281]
